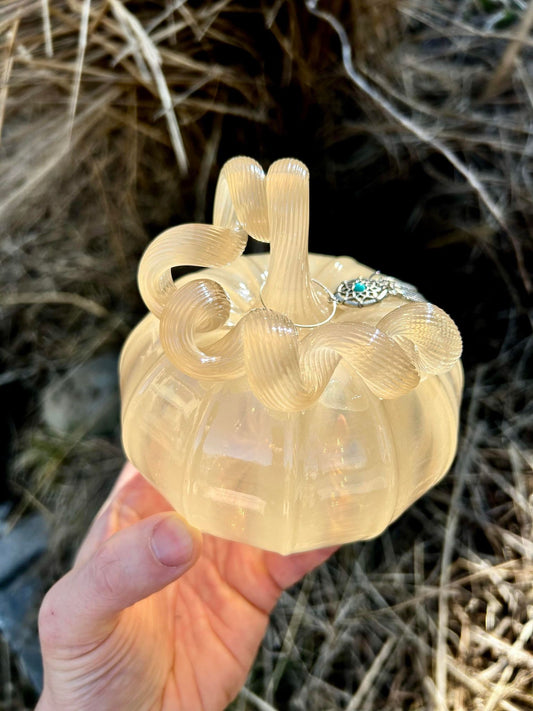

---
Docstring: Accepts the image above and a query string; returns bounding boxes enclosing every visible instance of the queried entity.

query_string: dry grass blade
[446,660,525,711]
[40,0,53,56]
[265,575,314,699]
[0,291,109,318]
[436,371,485,703]
[0,15,18,143]
[345,636,396,710]
[0,0,272,230]
[109,0,187,172]
[238,687,277,711]
[67,0,92,143]
[484,0,533,99]
[0,86,122,220]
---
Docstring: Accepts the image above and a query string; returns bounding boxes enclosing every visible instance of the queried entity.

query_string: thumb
[39,512,201,650]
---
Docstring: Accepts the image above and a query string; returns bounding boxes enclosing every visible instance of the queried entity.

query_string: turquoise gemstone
[354,282,366,293]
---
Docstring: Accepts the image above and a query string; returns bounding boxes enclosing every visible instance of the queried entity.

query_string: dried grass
[1,1,532,709]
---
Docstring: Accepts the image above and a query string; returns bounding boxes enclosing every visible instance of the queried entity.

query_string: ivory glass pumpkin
[120,157,463,554]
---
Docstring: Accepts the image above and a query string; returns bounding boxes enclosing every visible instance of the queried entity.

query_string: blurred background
[1,1,532,709]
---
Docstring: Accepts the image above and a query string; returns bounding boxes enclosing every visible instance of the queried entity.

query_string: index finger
[74,463,173,567]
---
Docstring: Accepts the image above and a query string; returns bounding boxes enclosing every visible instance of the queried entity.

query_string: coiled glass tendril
[138,157,462,412]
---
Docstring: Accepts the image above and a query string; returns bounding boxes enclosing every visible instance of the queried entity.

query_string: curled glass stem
[138,157,463,412]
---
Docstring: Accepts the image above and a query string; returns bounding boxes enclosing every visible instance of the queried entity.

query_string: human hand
[36,462,338,711]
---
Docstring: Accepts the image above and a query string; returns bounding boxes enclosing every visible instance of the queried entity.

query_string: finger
[265,545,340,592]
[75,470,173,567]
[108,471,174,520]
[40,512,202,650]
[73,461,144,568]
[94,461,152,521]
[109,459,139,498]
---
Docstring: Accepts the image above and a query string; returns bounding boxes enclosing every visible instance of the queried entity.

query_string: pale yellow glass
[120,157,463,554]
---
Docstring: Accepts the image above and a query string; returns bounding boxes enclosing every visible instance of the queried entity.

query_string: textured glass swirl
[137,157,462,411]
[120,156,464,553]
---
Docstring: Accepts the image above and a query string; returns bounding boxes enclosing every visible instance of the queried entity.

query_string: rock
[0,509,48,586]
[41,353,120,436]
[0,508,49,691]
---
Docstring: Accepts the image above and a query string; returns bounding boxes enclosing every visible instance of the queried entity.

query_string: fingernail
[150,514,195,567]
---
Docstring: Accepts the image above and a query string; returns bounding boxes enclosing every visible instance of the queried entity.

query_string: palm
[74,466,337,711]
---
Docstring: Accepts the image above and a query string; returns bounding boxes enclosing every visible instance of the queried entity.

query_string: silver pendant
[333,272,424,308]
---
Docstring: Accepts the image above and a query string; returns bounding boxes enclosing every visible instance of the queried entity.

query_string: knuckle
[38,581,67,649]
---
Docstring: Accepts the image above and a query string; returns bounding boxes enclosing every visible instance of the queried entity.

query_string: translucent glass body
[120,157,463,554]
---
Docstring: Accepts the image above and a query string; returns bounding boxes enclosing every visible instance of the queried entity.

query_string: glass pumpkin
[120,157,463,554]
